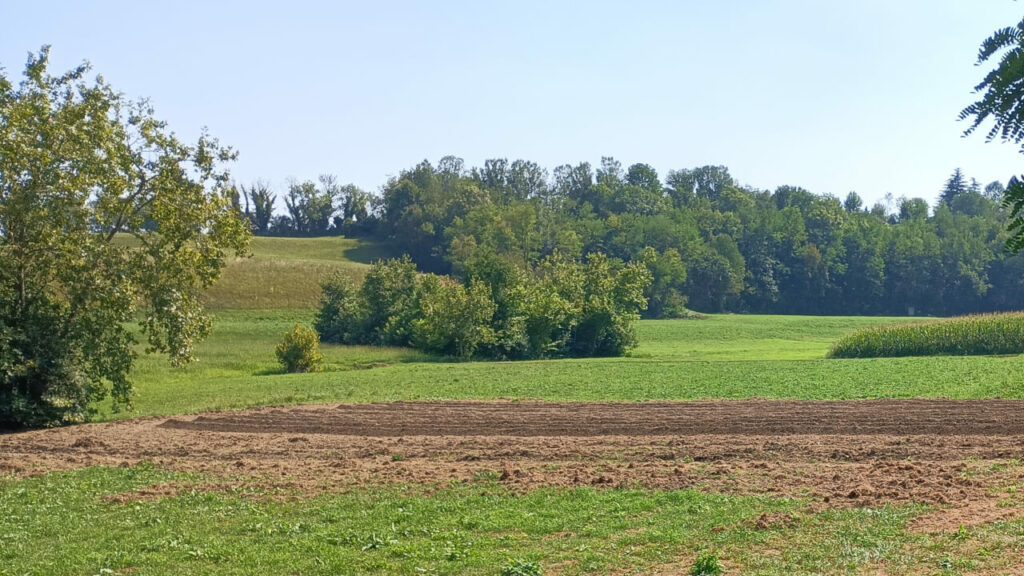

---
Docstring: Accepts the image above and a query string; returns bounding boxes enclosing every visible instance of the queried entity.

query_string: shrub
[828,312,1024,358]
[314,274,366,344]
[464,251,535,359]
[412,275,495,359]
[690,552,724,575]
[361,255,419,346]
[275,324,324,373]
[0,302,109,428]
[314,257,419,347]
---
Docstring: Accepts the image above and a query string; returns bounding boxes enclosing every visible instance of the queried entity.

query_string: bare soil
[4,399,1024,531]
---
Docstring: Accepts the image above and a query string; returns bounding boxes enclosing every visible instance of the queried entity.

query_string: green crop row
[828,312,1024,358]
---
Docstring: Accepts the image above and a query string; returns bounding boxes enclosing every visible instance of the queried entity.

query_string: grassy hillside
[202,236,395,309]
[112,234,393,308]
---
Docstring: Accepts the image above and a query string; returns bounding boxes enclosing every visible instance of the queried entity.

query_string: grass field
[202,236,396,308]
[107,310,1024,420]
[97,235,1024,418]
[7,236,1024,575]
[113,235,395,309]
[8,465,1016,576]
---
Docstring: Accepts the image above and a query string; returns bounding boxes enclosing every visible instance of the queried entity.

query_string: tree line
[240,158,1022,317]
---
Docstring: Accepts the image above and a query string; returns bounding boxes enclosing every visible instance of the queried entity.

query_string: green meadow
[88,236,1023,418]
[110,310,1024,420]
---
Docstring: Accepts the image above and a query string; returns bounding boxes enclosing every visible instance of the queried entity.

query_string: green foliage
[0,47,250,427]
[240,181,275,234]
[960,18,1024,148]
[315,252,650,360]
[282,176,338,236]
[569,254,651,357]
[1004,178,1024,254]
[275,324,324,373]
[685,246,737,312]
[828,313,1024,358]
[366,154,1024,316]
[960,17,1024,254]
[413,276,496,359]
[314,257,420,348]
[314,274,366,344]
[639,247,690,318]
[213,148,1024,317]
[361,256,420,346]
[690,552,725,576]
[500,558,543,576]
[941,168,969,205]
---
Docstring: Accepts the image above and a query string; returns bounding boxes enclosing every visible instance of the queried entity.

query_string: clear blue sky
[2,0,1023,206]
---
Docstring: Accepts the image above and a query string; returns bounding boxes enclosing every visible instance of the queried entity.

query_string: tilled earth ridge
[162,398,1024,436]
[4,399,1024,531]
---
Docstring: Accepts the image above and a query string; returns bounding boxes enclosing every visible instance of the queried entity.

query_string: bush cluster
[315,253,652,360]
[828,312,1024,358]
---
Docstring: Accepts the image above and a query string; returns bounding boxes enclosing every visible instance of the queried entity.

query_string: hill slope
[203,236,394,309]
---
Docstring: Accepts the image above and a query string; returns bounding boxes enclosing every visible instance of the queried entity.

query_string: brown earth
[4,399,1024,532]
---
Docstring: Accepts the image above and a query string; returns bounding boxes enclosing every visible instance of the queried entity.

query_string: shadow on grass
[341,241,399,265]
[252,351,438,376]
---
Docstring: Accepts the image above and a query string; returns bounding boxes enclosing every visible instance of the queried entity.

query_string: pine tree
[941,168,968,204]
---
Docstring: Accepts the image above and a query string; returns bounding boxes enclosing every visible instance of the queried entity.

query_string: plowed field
[5,399,1024,531]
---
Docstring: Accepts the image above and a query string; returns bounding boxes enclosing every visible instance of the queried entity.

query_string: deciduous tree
[0,48,251,427]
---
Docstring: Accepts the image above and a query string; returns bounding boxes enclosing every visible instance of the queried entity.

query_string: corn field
[828,313,1024,358]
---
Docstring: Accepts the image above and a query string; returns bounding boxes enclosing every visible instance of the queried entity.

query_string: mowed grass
[6,465,1022,576]
[97,310,1024,420]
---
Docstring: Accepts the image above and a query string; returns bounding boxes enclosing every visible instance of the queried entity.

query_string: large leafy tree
[0,48,250,427]
[960,17,1024,252]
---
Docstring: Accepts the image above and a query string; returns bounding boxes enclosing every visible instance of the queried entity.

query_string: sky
[2,0,1023,207]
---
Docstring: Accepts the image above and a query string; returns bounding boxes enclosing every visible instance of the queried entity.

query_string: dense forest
[234,159,1023,317]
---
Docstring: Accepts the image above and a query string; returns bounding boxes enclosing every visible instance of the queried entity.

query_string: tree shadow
[341,241,398,265]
